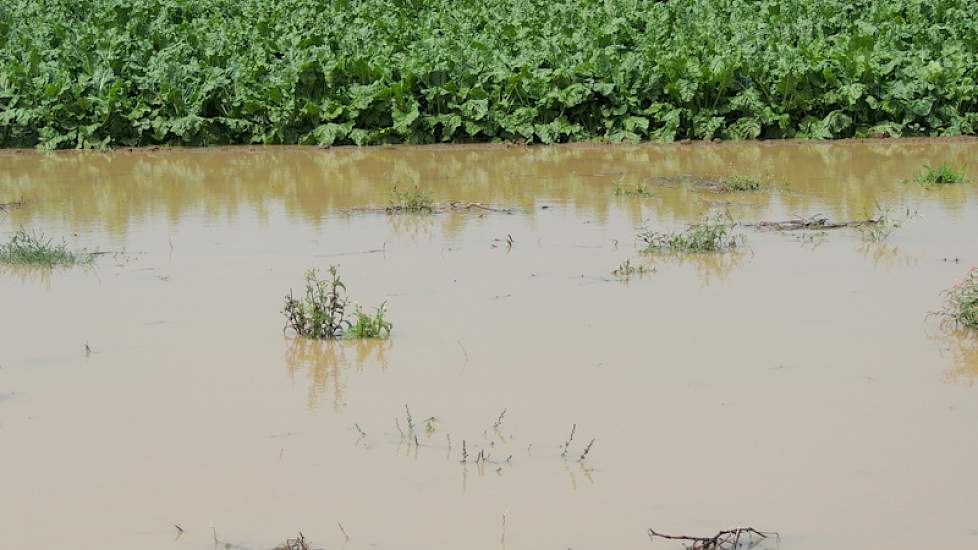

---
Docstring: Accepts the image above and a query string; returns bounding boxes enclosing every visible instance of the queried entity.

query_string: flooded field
[2,141,977,550]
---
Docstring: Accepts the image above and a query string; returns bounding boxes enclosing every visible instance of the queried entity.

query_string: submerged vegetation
[283,266,392,339]
[715,176,764,192]
[640,213,741,253]
[941,269,978,330]
[387,185,435,213]
[613,180,653,197]
[0,230,95,266]
[612,258,654,280]
[910,163,969,187]
[2,0,978,148]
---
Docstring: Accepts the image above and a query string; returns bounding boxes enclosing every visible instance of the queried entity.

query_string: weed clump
[640,213,741,253]
[911,163,968,187]
[387,185,435,213]
[941,269,978,330]
[0,230,95,267]
[283,266,391,339]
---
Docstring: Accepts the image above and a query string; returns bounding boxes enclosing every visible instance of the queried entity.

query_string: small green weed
[911,163,967,187]
[283,265,392,339]
[640,212,741,253]
[347,303,393,339]
[613,180,653,197]
[388,185,435,213]
[859,205,912,242]
[0,230,95,267]
[941,269,978,330]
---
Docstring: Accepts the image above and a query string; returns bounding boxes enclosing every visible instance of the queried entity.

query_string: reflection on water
[939,330,978,386]
[1,141,976,236]
[857,242,918,269]
[648,250,752,287]
[283,336,390,412]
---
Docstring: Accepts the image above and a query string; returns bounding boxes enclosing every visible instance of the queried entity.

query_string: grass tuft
[640,212,741,253]
[283,265,392,339]
[941,269,978,330]
[911,163,968,187]
[0,230,95,267]
[387,185,435,213]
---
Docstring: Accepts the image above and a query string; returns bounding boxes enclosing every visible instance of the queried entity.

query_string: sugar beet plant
[283,266,391,339]
[2,0,978,148]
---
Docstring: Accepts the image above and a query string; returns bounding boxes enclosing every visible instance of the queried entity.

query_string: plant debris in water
[648,527,779,550]
[283,266,392,339]
[910,163,968,187]
[640,212,741,253]
[941,268,978,330]
[0,230,96,267]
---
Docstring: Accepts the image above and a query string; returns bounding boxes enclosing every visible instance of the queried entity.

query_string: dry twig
[648,527,779,550]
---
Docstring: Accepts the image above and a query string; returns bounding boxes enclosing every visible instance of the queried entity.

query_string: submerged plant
[911,163,968,187]
[941,269,978,330]
[0,230,95,267]
[858,205,913,242]
[283,266,391,339]
[612,258,654,280]
[387,185,435,213]
[613,180,653,197]
[717,175,763,192]
[640,212,741,253]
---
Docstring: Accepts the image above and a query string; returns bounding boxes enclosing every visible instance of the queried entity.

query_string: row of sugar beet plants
[2,0,978,148]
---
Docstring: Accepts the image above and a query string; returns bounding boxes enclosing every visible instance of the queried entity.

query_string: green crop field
[1,0,976,148]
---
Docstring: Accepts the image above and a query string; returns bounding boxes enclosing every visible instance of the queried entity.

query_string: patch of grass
[0,230,95,267]
[283,265,392,339]
[640,212,741,253]
[717,175,763,192]
[387,185,435,213]
[942,269,978,330]
[911,163,968,187]
[613,180,653,197]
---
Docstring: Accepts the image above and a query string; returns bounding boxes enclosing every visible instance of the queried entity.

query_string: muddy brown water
[1,141,977,550]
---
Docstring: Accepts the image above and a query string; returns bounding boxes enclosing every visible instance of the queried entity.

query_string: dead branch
[648,527,779,550]
[271,532,317,550]
[349,202,516,215]
[744,214,878,231]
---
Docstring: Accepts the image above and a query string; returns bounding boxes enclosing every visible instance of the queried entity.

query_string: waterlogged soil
[2,141,978,550]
